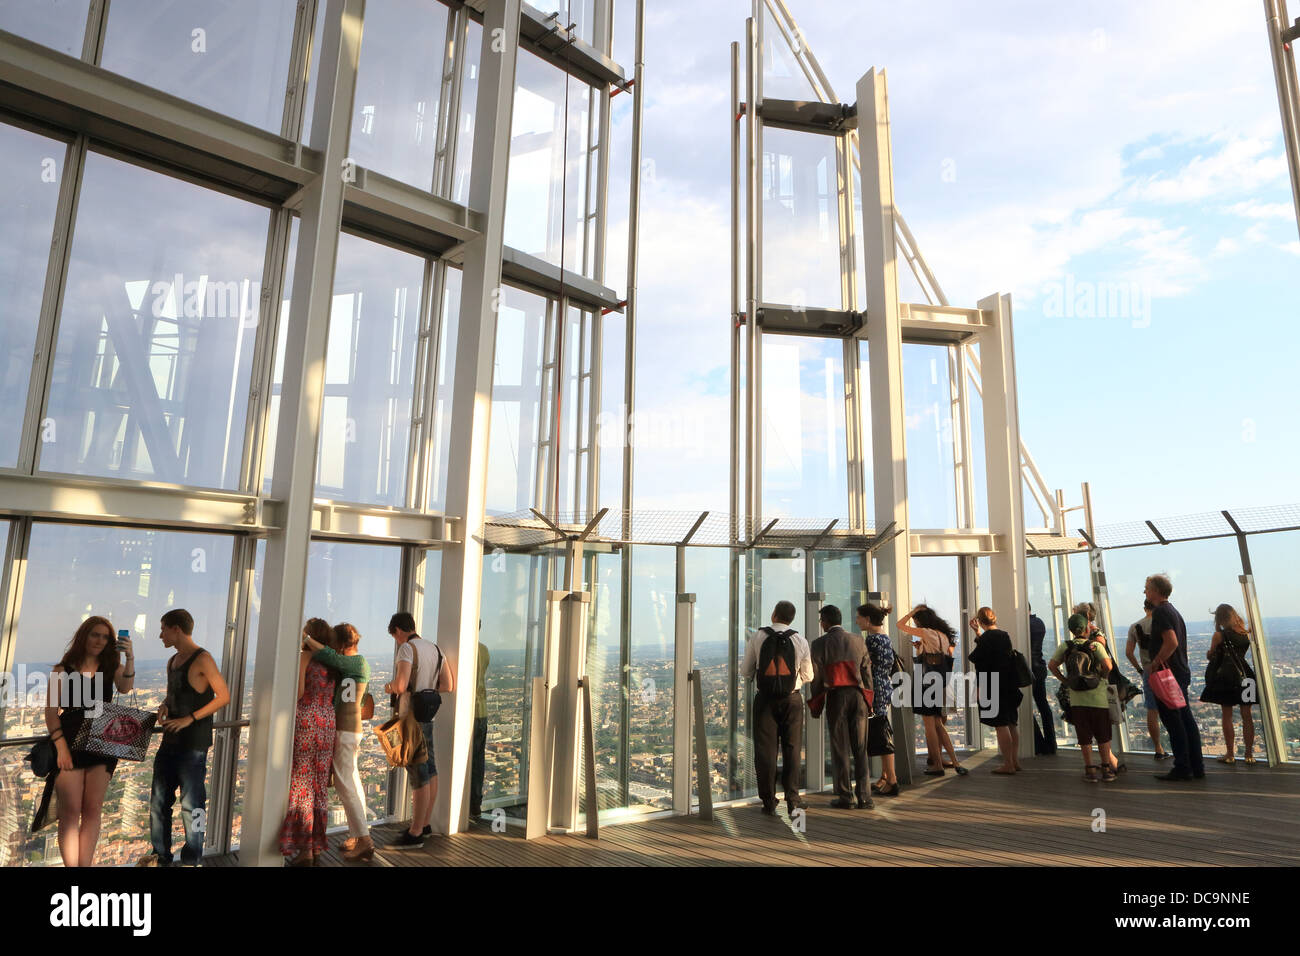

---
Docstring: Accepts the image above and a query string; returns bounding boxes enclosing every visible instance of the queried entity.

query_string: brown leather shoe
[343,836,374,862]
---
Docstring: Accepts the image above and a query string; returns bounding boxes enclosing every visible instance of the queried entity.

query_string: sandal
[1101,767,1117,783]
[1244,754,1257,765]
[953,765,969,776]
[991,767,1016,775]
[1217,754,1236,765]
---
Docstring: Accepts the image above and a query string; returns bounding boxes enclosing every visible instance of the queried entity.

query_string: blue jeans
[1155,672,1204,777]
[150,746,209,864]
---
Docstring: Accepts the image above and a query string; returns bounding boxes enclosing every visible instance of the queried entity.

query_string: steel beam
[240,0,363,868]
[0,29,315,201]
[432,0,522,838]
[977,293,1032,760]
[857,67,914,785]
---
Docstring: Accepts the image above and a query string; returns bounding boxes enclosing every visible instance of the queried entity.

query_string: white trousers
[332,730,370,838]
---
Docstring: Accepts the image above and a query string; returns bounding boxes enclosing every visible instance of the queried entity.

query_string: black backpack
[1063,638,1101,691]
[756,626,799,697]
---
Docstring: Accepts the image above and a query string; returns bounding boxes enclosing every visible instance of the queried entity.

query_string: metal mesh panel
[1091,520,1159,549]
[1224,503,1300,534]
[1147,511,1234,541]
[477,510,884,551]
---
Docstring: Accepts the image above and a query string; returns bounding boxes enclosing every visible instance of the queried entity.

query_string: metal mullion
[535,298,559,515]
[239,207,294,494]
[431,6,461,197]
[438,5,470,201]
[208,534,253,855]
[404,257,440,510]
[0,519,33,707]
[82,0,109,65]
[283,0,321,143]
[18,136,87,476]
[571,306,589,516]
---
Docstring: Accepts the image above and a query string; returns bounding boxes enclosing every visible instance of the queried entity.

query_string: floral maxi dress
[279,659,336,858]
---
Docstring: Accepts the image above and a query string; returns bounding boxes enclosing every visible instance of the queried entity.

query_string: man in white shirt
[740,600,813,816]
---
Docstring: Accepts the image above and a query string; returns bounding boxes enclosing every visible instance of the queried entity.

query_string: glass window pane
[41,153,269,489]
[505,50,591,276]
[1246,530,1299,762]
[583,549,623,814]
[3,523,233,866]
[478,550,550,811]
[689,546,732,805]
[0,0,88,56]
[596,312,625,513]
[486,286,548,515]
[628,544,673,810]
[903,343,959,529]
[427,265,461,513]
[348,0,450,190]
[761,336,849,523]
[300,539,402,824]
[451,17,482,206]
[100,0,298,134]
[0,123,66,468]
[530,0,595,47]
[313,232,423,507]
[761,126,842,308]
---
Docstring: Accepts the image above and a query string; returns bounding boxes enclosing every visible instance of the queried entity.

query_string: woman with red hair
[44,615,135,866]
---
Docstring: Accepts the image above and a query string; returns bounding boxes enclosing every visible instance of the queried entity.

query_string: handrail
[0,718,251,749]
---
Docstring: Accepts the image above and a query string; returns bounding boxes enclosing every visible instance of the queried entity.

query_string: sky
[612,0,1300,614]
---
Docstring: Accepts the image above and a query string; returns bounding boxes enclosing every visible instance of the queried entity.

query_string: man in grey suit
[809,605,874,810]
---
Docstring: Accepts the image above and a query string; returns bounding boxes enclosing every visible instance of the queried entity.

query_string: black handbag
[409,639,443,723]
[25,737,57,778]
[1011,649,1034,688]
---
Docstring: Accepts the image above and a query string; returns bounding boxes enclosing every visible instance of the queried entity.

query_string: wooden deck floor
[214,752,1300,867]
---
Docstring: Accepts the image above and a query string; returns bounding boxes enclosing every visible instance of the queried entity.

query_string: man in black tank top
[137,609,230,867]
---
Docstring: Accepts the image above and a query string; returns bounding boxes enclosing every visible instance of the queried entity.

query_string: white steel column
[804,559,826,793]
[241,0,362,867]
[857,68,914,785]
[976,292,1032,760]
[433,0,522,837]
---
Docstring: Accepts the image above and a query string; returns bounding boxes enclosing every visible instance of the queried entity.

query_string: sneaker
[829,798,855,809]
[135,852,165,867]
[787,798,809,811]
[1153,751,1170,760]
[421,825,432,837]
[1101,767,1117,783]
[856,797,875,810]
[760,804,777,816]
[394,830,426,847]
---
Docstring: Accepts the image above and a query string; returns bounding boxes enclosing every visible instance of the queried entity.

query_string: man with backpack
[808,605,874,810]
[741,601,813,816]
[1049,613,1116,782]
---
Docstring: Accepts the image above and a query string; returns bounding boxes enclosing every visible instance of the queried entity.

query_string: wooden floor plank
[208,755,1299,868]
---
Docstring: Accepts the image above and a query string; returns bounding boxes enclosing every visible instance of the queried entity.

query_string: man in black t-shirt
[1143,575,1205,780]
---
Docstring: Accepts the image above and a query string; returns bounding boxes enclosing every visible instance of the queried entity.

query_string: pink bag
[1148,667,1186,709]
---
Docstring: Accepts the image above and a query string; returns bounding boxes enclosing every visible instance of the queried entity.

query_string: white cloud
[1283,241,1300,256]
[1126,136,1287,204]
[1226,200,1294,219]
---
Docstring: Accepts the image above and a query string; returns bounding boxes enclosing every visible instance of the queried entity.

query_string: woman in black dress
[968,607,1023,774]
[1200,604,1257,764]
[44,615,135,866]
